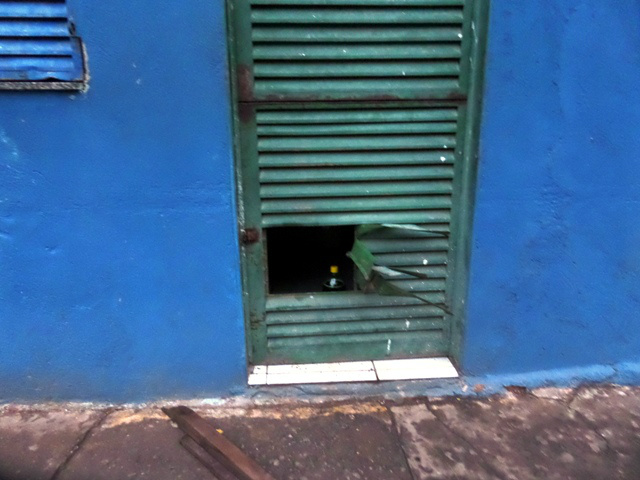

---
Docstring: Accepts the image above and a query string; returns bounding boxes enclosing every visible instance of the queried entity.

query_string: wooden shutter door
[231,0,487,364]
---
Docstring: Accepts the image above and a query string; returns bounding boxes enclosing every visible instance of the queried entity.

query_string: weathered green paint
[234,0,472,102]
[447,0,491,366]
[250,8,464,23]
[347,240,377,280]
[254,103,458,229]
[265,293,449,364]
[349,226,455,317]
[236,105,269,363]
[228,0,489,365]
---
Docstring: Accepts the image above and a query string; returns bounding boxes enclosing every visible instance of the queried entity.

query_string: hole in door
[267,226,355,294]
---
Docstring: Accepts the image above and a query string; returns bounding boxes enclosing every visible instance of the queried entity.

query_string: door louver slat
[261,181,452,198]
[257,106,458,228]
[244,0,469,100]
[265,290,449,362]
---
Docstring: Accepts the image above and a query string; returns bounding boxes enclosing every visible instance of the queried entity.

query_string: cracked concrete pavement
[0,385,638,480]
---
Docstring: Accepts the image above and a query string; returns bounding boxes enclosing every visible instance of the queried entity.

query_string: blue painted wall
[463,0,640,379]
[0,1,247,402]
[2,0,639,403]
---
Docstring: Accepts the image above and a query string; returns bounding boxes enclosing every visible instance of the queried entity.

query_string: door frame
[225,0,491,367]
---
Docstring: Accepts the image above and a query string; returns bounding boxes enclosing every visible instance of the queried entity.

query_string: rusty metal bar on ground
[162,406,276,480]
[180,435,238,480]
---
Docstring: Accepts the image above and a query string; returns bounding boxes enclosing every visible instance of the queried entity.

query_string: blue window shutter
[0,0,85,88]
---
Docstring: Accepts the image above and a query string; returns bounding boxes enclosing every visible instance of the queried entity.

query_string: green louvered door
[230,0,488,365]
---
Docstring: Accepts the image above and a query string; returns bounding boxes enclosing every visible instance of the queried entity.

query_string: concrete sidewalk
[0,385,638,480]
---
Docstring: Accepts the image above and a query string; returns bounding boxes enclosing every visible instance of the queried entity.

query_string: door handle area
[240,228,260,246]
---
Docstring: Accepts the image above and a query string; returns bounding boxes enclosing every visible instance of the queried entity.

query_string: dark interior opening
[267,226,356,294]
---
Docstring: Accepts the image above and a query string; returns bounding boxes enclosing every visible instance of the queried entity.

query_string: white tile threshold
[248,357,458,386]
